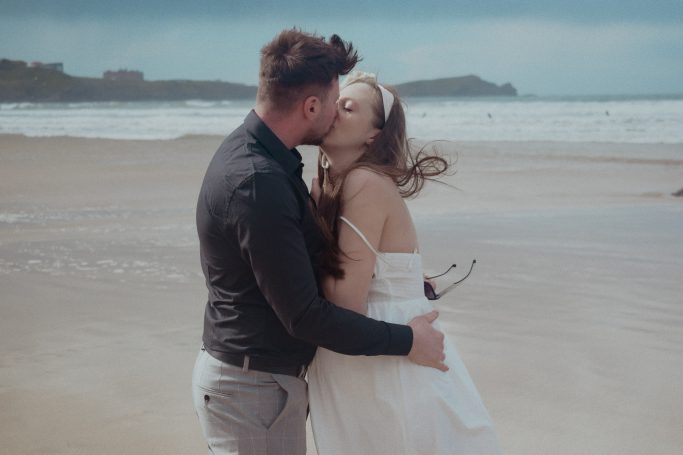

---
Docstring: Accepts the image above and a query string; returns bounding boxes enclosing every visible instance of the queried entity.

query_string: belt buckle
[242,354,251,373]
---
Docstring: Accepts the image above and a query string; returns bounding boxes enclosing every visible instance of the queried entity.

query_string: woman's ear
[365,128,381,145]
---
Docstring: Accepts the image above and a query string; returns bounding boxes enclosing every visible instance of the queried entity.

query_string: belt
[203,346,307,378]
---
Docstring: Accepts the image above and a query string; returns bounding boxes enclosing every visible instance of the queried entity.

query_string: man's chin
[301,122,335,147]
[300,135,324,146]
[301,129,332,146]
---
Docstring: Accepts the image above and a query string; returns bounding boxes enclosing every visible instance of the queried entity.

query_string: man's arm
[232,171,411,356]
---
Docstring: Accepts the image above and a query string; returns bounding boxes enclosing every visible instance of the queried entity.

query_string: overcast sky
[1,0,681,95]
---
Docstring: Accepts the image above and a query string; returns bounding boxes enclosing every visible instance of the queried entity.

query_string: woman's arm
[321,168,395,314]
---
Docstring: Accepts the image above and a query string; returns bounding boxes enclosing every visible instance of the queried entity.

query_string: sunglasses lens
[423,282,437,300]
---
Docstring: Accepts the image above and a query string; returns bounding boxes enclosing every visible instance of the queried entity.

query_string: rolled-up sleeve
[231,171,412,356]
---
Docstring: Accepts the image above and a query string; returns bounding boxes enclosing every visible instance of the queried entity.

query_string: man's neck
[254,105,301,150]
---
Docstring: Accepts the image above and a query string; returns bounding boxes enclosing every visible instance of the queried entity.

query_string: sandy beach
[1,134,682,454]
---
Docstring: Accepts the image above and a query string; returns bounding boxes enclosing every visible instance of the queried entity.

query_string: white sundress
[307,216,501,455]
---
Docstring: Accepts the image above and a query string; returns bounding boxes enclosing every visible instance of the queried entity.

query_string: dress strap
[339,216,380,257]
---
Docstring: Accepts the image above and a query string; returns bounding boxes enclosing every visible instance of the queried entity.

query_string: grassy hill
[0,59,257,102]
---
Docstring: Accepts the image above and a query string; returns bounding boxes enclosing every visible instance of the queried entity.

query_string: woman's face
[322,82,380,151]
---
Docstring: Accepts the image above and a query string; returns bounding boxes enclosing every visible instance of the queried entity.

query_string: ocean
[2,95,683,143]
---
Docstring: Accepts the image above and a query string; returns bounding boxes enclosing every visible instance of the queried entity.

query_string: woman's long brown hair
[315,74,452,279]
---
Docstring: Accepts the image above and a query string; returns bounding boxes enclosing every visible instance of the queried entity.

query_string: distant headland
[0,59,517,102]
[395,75,517,97]
[0,59,256,102]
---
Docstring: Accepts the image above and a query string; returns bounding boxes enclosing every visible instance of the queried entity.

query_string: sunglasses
[423,259,477,301]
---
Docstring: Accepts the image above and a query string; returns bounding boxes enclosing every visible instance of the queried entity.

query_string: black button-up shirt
[196,110,412,367]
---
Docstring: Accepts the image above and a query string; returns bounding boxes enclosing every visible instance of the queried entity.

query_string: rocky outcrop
[395,75,517,97]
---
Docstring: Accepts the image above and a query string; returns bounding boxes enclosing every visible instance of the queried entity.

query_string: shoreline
[4,131,683,144]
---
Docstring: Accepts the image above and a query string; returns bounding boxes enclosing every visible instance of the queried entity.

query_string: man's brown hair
[257,29,360,111]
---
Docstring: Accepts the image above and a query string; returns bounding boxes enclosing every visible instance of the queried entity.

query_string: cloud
[389,19,683,94]
[2,0,682,23]
[1,13,681,95]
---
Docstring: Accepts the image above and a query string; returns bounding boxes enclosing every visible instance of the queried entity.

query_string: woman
[307,72,501,454]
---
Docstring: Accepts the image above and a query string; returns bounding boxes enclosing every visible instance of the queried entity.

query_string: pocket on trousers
[266,374,307,431]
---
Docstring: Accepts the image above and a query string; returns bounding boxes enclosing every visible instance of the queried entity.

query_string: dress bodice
[339,216,432,321]
[369,252,426,304]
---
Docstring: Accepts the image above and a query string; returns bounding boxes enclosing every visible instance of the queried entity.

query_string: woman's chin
[320,136,334,149]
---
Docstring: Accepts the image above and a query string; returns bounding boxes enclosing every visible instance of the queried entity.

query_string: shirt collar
[244,110,304,176]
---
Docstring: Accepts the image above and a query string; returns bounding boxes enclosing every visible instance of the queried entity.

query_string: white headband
[377,84,394,123]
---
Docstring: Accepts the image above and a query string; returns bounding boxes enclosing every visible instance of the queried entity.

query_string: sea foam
[1,96,682,143]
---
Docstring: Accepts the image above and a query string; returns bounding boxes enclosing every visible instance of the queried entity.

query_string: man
[192,29,447,455]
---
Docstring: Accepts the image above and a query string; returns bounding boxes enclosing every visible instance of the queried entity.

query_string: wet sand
[1,134,682,454]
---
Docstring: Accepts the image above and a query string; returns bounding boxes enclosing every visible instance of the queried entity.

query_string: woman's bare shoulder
[342,167,397,203]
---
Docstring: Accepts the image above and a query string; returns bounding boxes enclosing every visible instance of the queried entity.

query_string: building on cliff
[103,69,144,81]
[29,61,64,72]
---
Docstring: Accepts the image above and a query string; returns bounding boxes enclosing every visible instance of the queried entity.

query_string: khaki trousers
[192,349,308,455]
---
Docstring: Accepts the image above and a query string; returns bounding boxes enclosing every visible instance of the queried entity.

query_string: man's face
[301,78,340,146]
[320,78,340,134]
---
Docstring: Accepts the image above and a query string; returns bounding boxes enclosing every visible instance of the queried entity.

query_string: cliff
[0,59,257,102]
[396,75,517,97]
